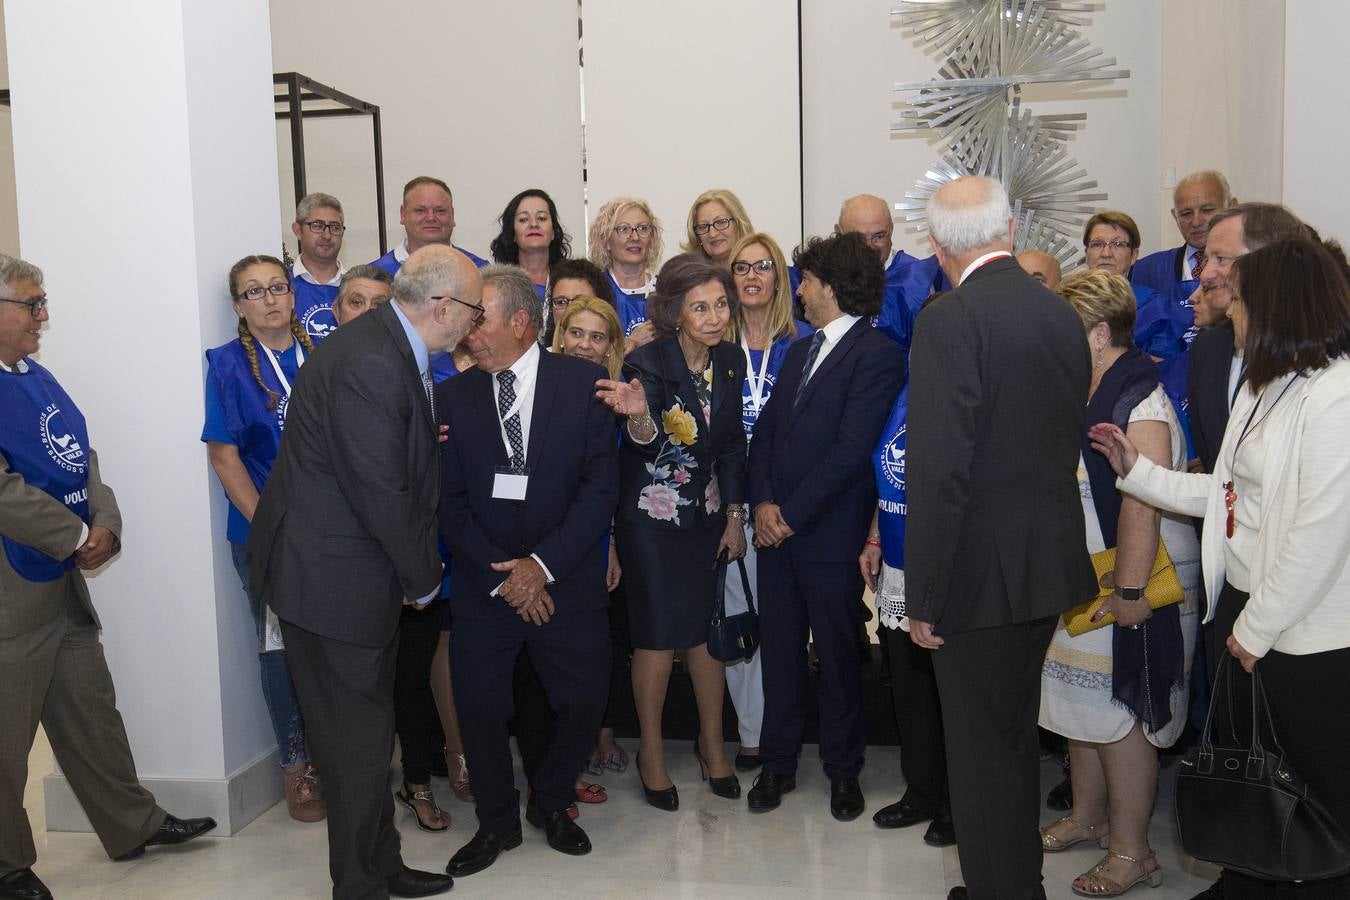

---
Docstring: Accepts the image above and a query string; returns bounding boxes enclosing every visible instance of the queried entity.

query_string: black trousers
[933,616,1057,900]
[281,619,401,900]
[880,624,947,812]
[757,548,866,779]
[452,609,609,834]
[393,603,441,784]
[1206,583,1350,899]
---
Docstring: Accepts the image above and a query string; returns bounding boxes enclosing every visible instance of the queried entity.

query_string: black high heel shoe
[694,740,741,799]
[636,751,679,811]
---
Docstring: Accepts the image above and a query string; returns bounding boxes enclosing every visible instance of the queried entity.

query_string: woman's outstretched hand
[1088,422,1139,477]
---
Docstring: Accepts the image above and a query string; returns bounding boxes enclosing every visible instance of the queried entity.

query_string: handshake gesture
[492,556,554,625]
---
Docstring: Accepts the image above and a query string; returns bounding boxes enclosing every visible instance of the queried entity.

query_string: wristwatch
[1115,586,1145,602]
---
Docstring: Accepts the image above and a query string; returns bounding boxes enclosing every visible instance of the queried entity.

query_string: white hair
[927,176,1012,256]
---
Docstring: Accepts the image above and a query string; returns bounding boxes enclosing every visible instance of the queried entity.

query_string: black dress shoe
[1046,772,1073,811]
[445,827,523,877]
[386,865,453,898]
[830,776,865,822]
[734,752,763,772]
[112,813,218,860]
[947,888,969,900]
[0,868,52,900]
[694,742,741,799]
[872,797,935,829]
[746,772,795,812]
[922,812,956,847]
[636,750,679,811]
[525,801,592,855]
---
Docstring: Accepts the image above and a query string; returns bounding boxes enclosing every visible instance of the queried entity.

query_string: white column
[1284,0,1350,243]
[6,0,282,833]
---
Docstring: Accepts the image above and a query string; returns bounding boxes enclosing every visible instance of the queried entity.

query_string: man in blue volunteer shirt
[835,193,948,354]
[290,192,346,344]
[0,255,215,900]
[372,176,489,276]
[1132,170,1235,306]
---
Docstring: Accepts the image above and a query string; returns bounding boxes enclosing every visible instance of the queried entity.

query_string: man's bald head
[1017,250,1062,290]
[1171,170,1233,250]
[836,194,894,262]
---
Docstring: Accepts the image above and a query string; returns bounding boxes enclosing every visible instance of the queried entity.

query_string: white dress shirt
[805,313,862,381]
[490,341,541,457]
[292,256,345,286]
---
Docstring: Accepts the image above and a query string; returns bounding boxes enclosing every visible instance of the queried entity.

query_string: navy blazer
[616,337,747,530]
[747,317,904,562]
[436,350,618,620]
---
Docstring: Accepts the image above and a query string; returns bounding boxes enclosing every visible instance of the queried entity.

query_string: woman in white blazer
[1091,238,1350,900]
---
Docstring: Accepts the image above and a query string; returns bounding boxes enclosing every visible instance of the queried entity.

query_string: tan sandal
[1040,816,1110,852]
[1072,849,1163,896]
[447,751,474,803]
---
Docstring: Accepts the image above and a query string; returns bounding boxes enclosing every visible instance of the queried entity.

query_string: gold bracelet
[725,505,747,520]
[629,413,654,432]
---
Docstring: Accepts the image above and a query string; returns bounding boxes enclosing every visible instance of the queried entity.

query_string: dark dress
[616,337,746,650]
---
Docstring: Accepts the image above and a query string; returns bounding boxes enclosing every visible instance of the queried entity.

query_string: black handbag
[708,553,759,664]
[1174,655,1350,882]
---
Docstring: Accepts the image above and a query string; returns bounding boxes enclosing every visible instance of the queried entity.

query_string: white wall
[803,0,1163,262]
[582,0,801,263]
[1283,0,1346,243]
[268,0,585,269]
[1158,0,1285,245]
[6,0,278,783]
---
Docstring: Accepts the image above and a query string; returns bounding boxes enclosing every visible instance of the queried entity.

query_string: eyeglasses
[732,259,775,276]
[550,294,584,310]
[0,295,48,317]
[302,219,346,235]
[433,295,486,327]
[1086,240,1133,252]
[613,223,652,238]
[235,283,292,301]
[693,217,734,235]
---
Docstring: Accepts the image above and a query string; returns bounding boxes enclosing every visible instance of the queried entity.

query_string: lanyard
[260,340,304,397]
[740,335,771,418]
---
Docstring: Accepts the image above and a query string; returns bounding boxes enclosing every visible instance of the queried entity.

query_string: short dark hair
[1082,210,1141,248]
[402,176,451,201]
[490,188,572,268]
[1208,203,1309,253]
[1235,239,1350,391]
[792,232,884,317]
[646,253,738,338]
[546,258,615,343]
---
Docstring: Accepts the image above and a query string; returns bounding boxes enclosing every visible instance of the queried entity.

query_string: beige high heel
[1072,849,1163,897]
[447,751,474,803]
[1040,816,1110,852]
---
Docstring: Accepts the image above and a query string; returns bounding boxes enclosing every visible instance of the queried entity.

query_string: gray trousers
[0,583,164,873]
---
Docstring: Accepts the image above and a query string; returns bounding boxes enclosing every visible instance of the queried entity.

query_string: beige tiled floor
[23,729,1218,898]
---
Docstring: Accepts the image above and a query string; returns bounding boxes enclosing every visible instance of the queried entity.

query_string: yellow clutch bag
[1063,541,1185,636]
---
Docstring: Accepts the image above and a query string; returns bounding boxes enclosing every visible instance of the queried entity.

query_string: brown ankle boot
[283,763,326,823]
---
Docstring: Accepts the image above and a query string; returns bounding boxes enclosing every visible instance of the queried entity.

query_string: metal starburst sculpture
[891,0,1129,265]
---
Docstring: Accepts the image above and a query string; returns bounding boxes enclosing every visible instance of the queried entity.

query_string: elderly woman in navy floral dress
[595,253,748,811]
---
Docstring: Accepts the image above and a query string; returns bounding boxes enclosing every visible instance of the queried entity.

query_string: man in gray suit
[0,254,214,900]
[248,245,482,900]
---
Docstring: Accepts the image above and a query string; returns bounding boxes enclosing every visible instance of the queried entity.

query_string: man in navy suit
[436,265,617,877]
[745,232,904,820]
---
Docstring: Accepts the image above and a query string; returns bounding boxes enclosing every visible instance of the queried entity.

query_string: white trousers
[722,525,763,747]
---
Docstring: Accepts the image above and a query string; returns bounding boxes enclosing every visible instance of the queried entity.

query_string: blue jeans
[230,541,308,768]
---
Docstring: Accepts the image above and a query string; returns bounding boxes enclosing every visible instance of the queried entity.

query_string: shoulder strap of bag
[735,557,756,615]
[712,553,729,622]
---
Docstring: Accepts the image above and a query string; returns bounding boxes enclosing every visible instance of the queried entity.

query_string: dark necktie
[794,331,828,410]
[497,369,526,468]
[421,371,436,421]
[1191,250,1206,281]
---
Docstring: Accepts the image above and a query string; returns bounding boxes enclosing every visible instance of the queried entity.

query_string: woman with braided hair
[201,254,324,824]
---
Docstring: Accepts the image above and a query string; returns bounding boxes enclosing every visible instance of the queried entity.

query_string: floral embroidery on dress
[638,397,699,523]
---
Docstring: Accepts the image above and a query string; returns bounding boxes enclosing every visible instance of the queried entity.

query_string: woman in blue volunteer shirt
[201,254,323,823]
[588,196,663,354]
[722,232,812,771]
[490,188,571,306]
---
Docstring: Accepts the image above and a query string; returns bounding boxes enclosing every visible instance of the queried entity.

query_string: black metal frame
[274,72,387,255]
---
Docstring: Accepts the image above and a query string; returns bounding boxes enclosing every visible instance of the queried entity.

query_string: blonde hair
[550,297,625,379]
[1057,269,1136,348]
[588,196,663,274]
[725,232,799,345]
[681,188,754,261]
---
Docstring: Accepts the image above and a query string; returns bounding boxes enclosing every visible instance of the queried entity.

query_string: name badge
[492,466,529,501]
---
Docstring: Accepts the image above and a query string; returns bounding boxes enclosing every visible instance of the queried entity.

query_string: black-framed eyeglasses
[613,223,652,238]
[0,295,48,317]
[693,216,734,235]
[1085,240,1133,252]
[732,259,775,276]
[302,219,346,235]
[235,283,292,302]
[550,293,585,310]
[433,294,486,327]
